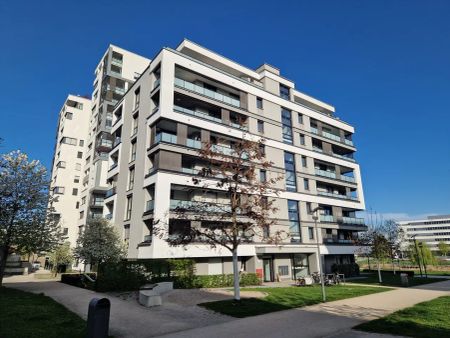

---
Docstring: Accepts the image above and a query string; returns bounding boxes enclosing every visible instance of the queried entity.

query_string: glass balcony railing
[111,58,123,66]
[322,131,341,142]
[341,217,365,225]
[145,200,154,212]
[340,175,356,183]
[313,147,323,153]
[174,78,240,108]
[174,105,222,124]
[315,169,336,179]
[320,215,335,222]
[186,139,201,149]
[211,144,249,159]
[317,191,358,201]
[332,153,356,162]
[143,235,152,243]
[310,126,319,134]
[153,78,160,89]
[170,199,234,213]
[155,132,177,145]
[181,167,199,175]
[105,187,116,198]
[109,163,118,171]
[344,139,354,146]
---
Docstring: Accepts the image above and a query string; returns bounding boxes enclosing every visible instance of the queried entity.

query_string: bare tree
[155,137,285,300]
[0,151,64,285]
[381,220,404,274]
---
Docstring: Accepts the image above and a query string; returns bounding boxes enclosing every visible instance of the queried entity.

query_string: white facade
[398,215,450,252]
[104,40,367,279]
[49,95,91,247]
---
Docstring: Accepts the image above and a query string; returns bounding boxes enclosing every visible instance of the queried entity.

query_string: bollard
[86,298,110,338]
[400,273,409,287]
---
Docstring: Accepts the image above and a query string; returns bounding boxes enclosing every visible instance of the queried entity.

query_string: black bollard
[86,298,110,338]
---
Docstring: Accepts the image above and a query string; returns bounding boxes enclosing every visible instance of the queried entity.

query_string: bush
[61,273,96,288]
[331,263,360,277]
[362,269,415,277]
[95,262,150,292]
[192,273,261,288]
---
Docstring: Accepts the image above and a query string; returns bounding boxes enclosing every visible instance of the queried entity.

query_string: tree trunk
[232,248,240,301]
[377,260,382,283]
[0,246,9,286]
[392,257,396,275]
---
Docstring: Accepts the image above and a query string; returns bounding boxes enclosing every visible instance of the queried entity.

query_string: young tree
[438,241,450,257]
[74,218,125,271]
[155,138,284,300]
[357,228,390,283]
[49,242,73,276]
[381,220,404,274]
[0,151,64,285]
[409,241,436,268]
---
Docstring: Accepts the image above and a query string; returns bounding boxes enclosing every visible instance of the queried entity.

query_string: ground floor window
[291,253,310,279]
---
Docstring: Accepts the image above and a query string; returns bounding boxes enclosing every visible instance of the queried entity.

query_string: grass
[355,296,450,338]
[349,272,447,287]
[199,284,391,318]
[0,287,86,338]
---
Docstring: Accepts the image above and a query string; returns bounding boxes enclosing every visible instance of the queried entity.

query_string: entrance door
[263,258,274,282]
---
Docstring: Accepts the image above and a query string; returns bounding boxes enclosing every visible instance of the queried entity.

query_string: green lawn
[0,287,86,338]
[199,284,391,318]
[350,272,447,287]
[355,296,450,338]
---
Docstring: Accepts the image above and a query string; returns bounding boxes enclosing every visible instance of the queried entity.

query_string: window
[61,137,77,145]
[304,178,309,190]
[132,113,138,136]
[259,144,266,156]
[72,188,78,196]
[134,87,140,109]
[75,201,79,209]
[301,156,307,168]
[300,133,305,145]
[74,176,80,183]
[257,120,264,133]
[288,200,301,242]
[124,224,130,243]
[53,186,65,194]
[125,195,133,220]
[63,228,69,236]
[309,227,315,240]
[65,112,73,120]
[128,167,135,190]
[79,211,84,219]
[278,265,289,276]
[281,108,293,144]
[260,169,267,182]
[284,152,296,191]
[298,113,303,124]
[56,161,66,168]
[77,151,83,159]
[79,140,84,147]
[75,163,81,171]
[130,140,137,162]
[256,97,263,109]
[280,84,290,99]
[81,197,86,205]
[306,202,312,214]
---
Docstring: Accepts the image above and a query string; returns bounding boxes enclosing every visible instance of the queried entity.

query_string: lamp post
[311,206,326,302]
[411,235,423,278]
[418,242,428,278]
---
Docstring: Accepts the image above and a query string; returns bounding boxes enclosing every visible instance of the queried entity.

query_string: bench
[138,282,173,307]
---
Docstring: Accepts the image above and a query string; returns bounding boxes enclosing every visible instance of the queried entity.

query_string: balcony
[112,137,121,148]
[186,139,201,149]
[153,78,160,89]
[315,169,336,179]
[174,78,240,108]
[340,175,356,183]
[109,163,118,171]
[105,214,112,220]
[317,191,358,201]
[320,215,335,222]
[170,199,233,213]
[322,131,341,142]
[111,58,123,66]
[145,200,154,212]
[323,238,354,245]
[105,187,117,198]
[174,105,222,124]
[155,132,177,145]
[344,139,354,146]
[90,200,104,207]
[310,127,319,134]
[332,153,356,162]
[143,235,152,243]
[341,217,365,225]
[182,167,200,175]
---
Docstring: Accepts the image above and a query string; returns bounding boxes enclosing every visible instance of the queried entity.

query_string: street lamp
[411,235,423,278]
[311,206,326,302]
[418,242,428,278]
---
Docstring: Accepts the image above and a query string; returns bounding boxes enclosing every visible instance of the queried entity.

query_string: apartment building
[104,39,366,281]
[77,45,150,232]
[399,215,450,252]
[49,95,91,247]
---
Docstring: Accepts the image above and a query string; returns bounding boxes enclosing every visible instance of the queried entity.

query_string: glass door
[263,258,274,282]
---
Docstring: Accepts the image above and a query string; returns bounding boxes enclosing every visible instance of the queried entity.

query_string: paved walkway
[157,280,450,338]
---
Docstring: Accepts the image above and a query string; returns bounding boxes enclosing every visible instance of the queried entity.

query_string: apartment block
[399,215,450,252]
[77,45,150,232]
[49,95,91,247]
[104,40,367,281]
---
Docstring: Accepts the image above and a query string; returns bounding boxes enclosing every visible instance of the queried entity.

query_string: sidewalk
[157,280,450,338]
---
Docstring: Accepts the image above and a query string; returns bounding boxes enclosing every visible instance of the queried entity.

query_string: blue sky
[1,0,449,219]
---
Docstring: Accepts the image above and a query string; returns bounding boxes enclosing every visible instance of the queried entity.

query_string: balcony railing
[170,199,233,213]
[211,144,249,159]
[113,137,121,148]
[174,105,222,124]
[174,78,240,108]
[340,175,356,183]
[181,167,199,175]
[322,131,341,142]
[310,126,319,134]
[315,169,336,179]
[143,235,152,243]
[153,78,160,89]
[323,238,354,244]
[90,200,104,207]
[332,153,356,162]
[109,163,118,171]
[105,214,112,220]
[341,217,365,225]
[111,58,123,66]
[145,200,154,212]
[320,215,335,222]
[105,187,117,198]
[344,139,354,146]
[317,191,358,201]
[186,139,201,149]
[155,132,177,145]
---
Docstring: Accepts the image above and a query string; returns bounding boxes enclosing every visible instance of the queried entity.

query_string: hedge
[363,269,415,277]
[60,273,97,288]
[331,263,360,277]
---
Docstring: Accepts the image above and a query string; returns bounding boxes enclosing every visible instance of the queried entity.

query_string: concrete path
[4,280,232,338]
[157,280,450,338]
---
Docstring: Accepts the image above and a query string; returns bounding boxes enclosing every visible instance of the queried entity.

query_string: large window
[284,151,296,191]
[288,200,301,243]
[125,195,133,220]
[61,137,77,145]
[130,140,137,162]
[134,87,140,109]
[281,108,293,144]
[280,84,290,100]
[256,97,263,109]
[128,167,135,190]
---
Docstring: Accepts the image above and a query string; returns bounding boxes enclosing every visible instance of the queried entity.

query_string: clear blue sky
[1,1,449,219]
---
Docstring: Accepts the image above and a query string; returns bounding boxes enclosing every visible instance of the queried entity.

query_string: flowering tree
[0,151,64,285]
[156,137,285,300]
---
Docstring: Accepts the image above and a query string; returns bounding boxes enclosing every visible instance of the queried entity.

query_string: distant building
[398,215,450,252]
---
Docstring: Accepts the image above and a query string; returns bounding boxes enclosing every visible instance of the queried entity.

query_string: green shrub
[331,263,360,277]
[95,262,150,292]
[60,273,96,288]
